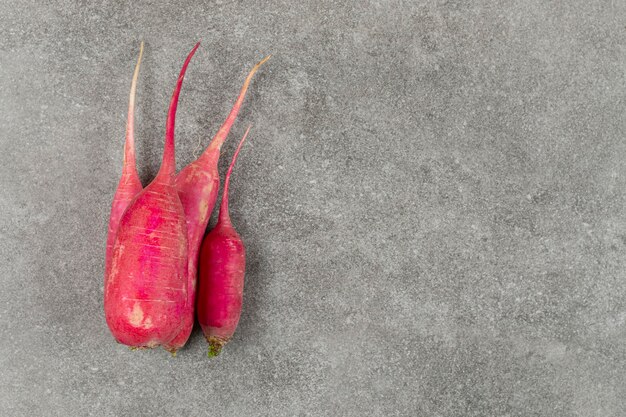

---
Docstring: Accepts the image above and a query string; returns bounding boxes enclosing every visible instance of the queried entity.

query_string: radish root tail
[123,41,144,168]
[219,125,252,224]
[161,41,201,176]
[206,55,271,153]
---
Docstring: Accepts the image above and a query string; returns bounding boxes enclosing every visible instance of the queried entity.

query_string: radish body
[105,42,144,279]
[166,57,270,351]
[104,43,199,350]
[197,127,251,357]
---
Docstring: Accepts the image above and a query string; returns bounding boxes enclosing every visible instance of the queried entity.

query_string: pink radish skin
[197,126,251,357]
[105,42,144,279]
[166,57,270,351]
[104,43,199,351]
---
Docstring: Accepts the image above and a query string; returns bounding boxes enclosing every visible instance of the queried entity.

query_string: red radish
[105,42,144,279]
[166,57,270,351]
[104,43,199,350]
[197,126,251,357]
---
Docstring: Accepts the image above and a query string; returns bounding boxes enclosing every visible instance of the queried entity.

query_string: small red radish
[104,43,199,350]
[197,126,251,357]
[166,57,270,351]
[105,42,144,279]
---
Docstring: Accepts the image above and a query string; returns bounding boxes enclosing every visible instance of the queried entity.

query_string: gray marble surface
[1,1,625,415]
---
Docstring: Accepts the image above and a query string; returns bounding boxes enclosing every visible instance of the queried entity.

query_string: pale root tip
[257,54,272,67]
[134,41,144,72]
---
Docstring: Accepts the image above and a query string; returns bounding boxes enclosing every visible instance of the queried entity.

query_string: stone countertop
[1,1,625,416]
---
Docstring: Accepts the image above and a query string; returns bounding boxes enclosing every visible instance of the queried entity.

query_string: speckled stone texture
[1,1,626,416]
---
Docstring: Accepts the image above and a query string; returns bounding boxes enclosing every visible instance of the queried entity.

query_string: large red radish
[104,43,199,351]
[166,57,270,351]
[197,126,251,357]
[105,42,144,279]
